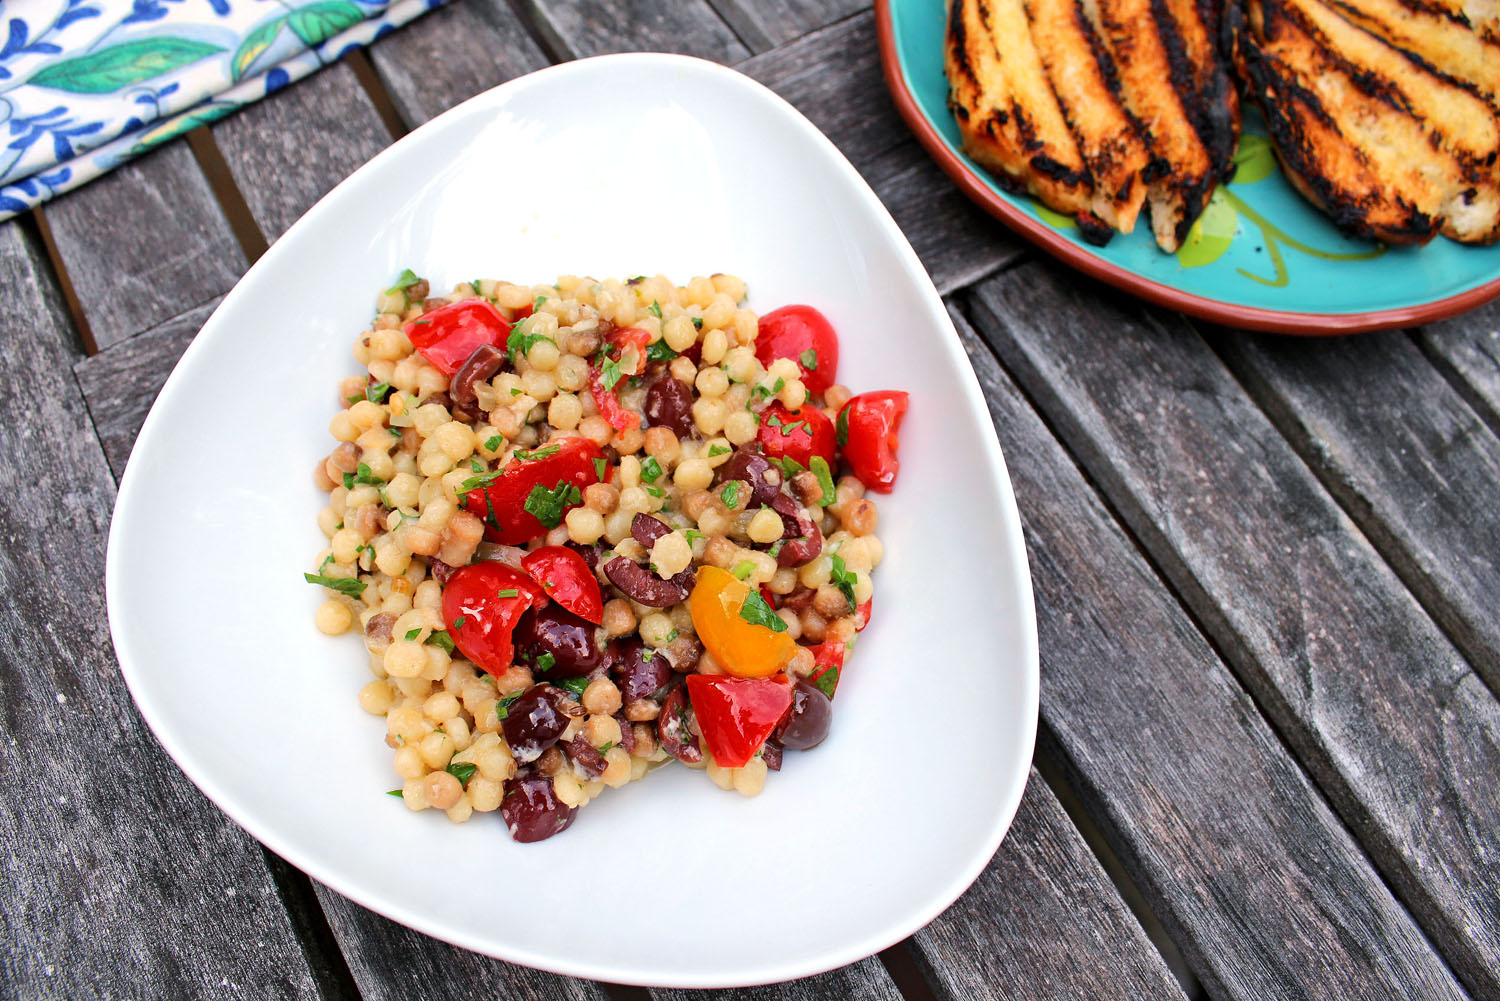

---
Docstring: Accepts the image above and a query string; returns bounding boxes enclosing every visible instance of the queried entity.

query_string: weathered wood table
[5,2,1498,998]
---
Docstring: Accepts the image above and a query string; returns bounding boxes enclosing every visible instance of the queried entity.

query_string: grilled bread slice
[1160,0,1243,181]
[1082,0,1220,250]
[1023,0,1152,232]
[946,0,1094,220]
[1323,0,1500,107]
[1236,0,1500,242]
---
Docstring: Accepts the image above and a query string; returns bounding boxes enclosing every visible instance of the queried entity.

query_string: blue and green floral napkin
[0,0,448,221]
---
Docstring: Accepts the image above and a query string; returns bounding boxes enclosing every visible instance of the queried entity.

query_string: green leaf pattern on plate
[1034,203,1076,230]
[1177,189,1239,269]
[1231,134,1276,186]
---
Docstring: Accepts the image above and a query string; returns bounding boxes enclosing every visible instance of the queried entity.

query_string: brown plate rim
[873,0,1500,335]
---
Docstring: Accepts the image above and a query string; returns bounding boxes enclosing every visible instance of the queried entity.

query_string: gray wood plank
[367,0,548,129]
[910,768,1186,1001]
[44,138,245,351]
[739,13,1027,291]
[0,220,321,999]
[944,304,1471,1001]
[213,62,390,243]
[1214,328,1500,691]
[1416,301,1500,437]
[707,0,867,51]
[314,885,609,1001]
[521,0,750,62]
[73,297,219,480]
[650,956,901,1001]
[966,261,1500,1000]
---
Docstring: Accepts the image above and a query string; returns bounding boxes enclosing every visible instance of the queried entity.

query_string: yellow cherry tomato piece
[688,566,795,678]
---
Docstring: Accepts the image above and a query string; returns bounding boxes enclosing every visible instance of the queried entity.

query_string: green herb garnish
[385,269,420,296]
[425,630,455,653]
[738,588,787,632]
[732,560,755,580]
[523,481,582,529]
[514,445,560,462]
[495,691,523,720]
[599,355,623,392]
[506,317,556,365]
[342,462,385,490]
[646,340,677,362]
[304,573,364,597]
[535,652,556,673]
[452,615,467,629]
[691,317,703,330]
[648,300,663,318]
[640,456,663,483]
[800,349,818,371]
[404,627,422,641]
[387,788,405,798]
[683,529,704,546]
[496,588,520,599]
[445,762,478,788]
[708,444,731,457]
[594,457,608,480]
[485,435,504,452]
[558,676,590,699]
[836,407,850,446]
[810,456,836,507]
[829,553,857,609]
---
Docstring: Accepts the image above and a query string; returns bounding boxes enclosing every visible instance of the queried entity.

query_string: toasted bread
[1081,0,1219,250]
[946,0,1094,219]
[1160,0,1243,181]
[1022,0,1152,232]
[1323,0,1500,106]
[1236,0,1500,242]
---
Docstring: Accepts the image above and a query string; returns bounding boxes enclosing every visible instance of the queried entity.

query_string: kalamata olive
[452,343,505,405]
[657,684,702,763]
[631,512,671,548]
[768,493,823,567]
[612,638,674,702]
[603,556,694,607]
[715,449,781,507]
[645,376,694,437]
[449,399,485,424]
[762,740,784,771]
[500,773,576,843]
[420,391,453,411]
[512,605,606,678]
[776,680,832,751]
[501,684,573,762]
[566,735,607,779]
[567,541,604,573]
[614,712,637,754]
[427,558,457,586]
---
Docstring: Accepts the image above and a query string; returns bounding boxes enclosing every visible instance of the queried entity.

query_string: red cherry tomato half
[461,437,604,546]
[855,597,872,632]
[405,299,512,377]
[588,327,653,432]
[520,546,604,625]
[837,391,909,493]
[440,563,547,677]
[757,403,836,470]
[755,305,839,395]
[685,673,794,769]
[805,641,846,698]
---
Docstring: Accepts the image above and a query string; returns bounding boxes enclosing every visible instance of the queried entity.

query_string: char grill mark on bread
[1160,0,1243,180]
[1024,0,1153,232]
[1322,0,1500,106]
[1082,0,1219,251]
[1236,0,1500,242]
[946,0,1096,219]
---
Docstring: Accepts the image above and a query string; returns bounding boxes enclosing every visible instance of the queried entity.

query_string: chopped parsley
[665,628,680,643]
[533,294,548,312]
[304,573,364,597]
[810,456,836,507]
[404,627,422,641]
[506,317,556,365]
[495,691,523,720]
[640,456,663,483]
[557,676,590,699]
[425,630,455,653]
[470,458,485,473]
[800,348,819,371]
[385,269,421,296]
[445,762,478,788]
[452,615,467,630]
[829,553,858,608]
[342,462,385,490]
[598,741,615,754]
[731,560,755,580]
[457,468,505,492]
[535,652,556,673]
[691,317,703,330]
[349,382,393,405]
[523,481,582,529]
[388,426,404,438]
[738,588,787,632]
[648,300,663,318]
[773,455,805,479]
[496,588,520,599]
[720,482,740,507]
[593,457,608,480]
[599,355,624,392]
[386,788,405,798]
[644,484,665,498]
[707,444,731,457]
[683,529,704,546]
[836,407,850,446]
[484,434,504,452]
[812,664,840,698]
[514,445,560,462]
[646,339,677,362]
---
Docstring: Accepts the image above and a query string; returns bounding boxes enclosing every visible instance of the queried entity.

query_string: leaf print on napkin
[232,15,288,81]
[288,1,365,46]
[27,38,224,94]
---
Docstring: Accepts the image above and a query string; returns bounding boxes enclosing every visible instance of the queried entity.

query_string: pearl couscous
[308,272,908,841]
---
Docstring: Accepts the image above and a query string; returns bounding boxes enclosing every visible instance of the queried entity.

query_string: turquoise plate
[875,0,1500,333]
